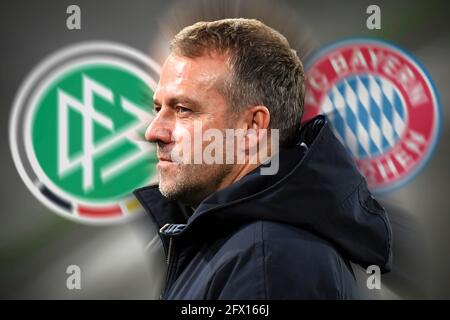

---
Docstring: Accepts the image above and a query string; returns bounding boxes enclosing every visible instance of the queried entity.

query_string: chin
[158,182,175,200]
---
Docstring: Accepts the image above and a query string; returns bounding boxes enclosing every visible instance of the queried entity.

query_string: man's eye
[153,106,161,114]
[177,106,191,114]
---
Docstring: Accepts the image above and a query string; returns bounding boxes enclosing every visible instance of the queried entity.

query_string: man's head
[146,18,305,207]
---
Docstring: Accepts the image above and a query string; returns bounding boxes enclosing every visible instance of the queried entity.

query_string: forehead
[155,52,230,98]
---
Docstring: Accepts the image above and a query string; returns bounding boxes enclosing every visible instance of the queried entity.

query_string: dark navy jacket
[134,115,392,300]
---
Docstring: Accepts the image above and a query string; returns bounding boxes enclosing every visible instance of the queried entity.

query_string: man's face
[145,52,237,206]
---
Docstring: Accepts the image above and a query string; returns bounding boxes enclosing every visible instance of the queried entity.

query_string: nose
[145,112,173,144]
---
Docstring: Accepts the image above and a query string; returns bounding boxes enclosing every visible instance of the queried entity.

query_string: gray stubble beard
[158,161,234,208]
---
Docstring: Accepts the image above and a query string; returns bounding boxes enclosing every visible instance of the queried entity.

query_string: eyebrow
[153,96,202,108]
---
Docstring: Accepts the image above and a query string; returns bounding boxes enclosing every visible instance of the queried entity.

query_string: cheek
[176,120,223,160]
[170,121,200,163]
[172,122,193,143]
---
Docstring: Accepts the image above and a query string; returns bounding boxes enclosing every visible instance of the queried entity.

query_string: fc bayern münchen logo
[9,42,160,224]
[303,38,441,193]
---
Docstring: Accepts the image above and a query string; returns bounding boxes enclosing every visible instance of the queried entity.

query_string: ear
[239,106,271,155]
[243,105,270,131]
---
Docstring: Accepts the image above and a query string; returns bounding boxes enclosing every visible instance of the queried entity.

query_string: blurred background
[0,0,449,299]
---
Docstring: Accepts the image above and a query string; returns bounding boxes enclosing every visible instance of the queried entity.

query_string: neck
[217,141,273,192]
[187,143,273,208]
[217,162,259,191]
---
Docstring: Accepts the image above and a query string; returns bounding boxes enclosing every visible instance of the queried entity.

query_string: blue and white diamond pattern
[321,74,407,159]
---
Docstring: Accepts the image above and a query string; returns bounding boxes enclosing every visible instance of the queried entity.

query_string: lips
[157,146,176,165]
[157,150,172,162]
[157,154,174,167]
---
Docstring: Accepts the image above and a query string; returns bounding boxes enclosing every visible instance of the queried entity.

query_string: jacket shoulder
[261,221,359,299]
[207,220,359,299]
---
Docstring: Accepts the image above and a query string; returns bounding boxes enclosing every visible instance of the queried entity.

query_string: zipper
[166,236,173,265]
[158,223,187,299]
[161,236,177,299]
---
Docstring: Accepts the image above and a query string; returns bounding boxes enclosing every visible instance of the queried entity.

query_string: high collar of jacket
[134,115,392,272]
